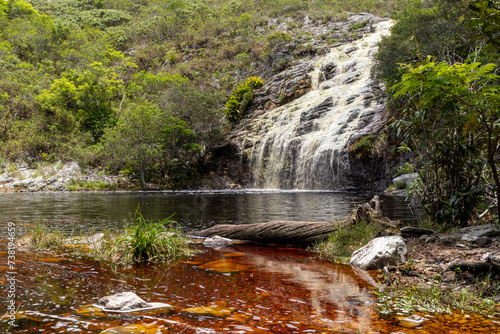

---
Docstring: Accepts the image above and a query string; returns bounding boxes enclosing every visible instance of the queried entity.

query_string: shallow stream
[0,191,498,333]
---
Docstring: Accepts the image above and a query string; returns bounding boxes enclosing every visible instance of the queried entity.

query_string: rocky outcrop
[350,236,407,270]
[0,161,126,191]
[222,14,393,191]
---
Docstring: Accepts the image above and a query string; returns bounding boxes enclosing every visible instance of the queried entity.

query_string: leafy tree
[102,104,201,188]
[37,50,137,141]
[392,57,500,223]
[373,0,475,85]
[468,0,500,54]
[157,81,226,149]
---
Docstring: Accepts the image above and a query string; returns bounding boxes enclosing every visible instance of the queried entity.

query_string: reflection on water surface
[0,190,420,235]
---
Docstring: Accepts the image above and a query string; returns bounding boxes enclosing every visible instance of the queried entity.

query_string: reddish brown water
[1,241,499,333]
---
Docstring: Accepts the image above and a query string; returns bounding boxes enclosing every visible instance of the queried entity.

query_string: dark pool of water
[0,190,421,235]
[0,243,498,333]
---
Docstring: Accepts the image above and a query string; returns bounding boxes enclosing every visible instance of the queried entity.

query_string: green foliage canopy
[392,58,500,223]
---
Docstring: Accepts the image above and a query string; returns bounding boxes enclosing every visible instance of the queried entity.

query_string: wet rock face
[234,16,391,191]
[251,61,313,113]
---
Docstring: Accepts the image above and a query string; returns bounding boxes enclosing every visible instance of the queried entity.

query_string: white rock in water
[397,314,423,328]
[350,236,407,270]
[203,235,234,247]
[95,292,149,311]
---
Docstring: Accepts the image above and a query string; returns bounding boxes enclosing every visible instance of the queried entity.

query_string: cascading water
[243,19,393,190]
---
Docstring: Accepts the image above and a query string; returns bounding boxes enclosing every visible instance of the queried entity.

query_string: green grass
[314,219,385,262]
[374,283,500,318]
[68,179,118,191]
[18,212,192,264]
[114,211,192,263]
[17,222,64,251]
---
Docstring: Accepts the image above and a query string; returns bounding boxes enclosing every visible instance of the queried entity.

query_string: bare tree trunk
[189,196,399,245]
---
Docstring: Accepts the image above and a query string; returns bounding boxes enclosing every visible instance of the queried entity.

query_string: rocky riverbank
[359,224,500,318]
[0,161,129,192]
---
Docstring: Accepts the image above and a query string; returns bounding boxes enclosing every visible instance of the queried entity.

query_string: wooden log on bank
[189,195,400,245]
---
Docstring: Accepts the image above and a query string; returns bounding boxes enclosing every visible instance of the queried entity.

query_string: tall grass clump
[18,222,64,251]
[115,210,192,263]
[315,219,384,262]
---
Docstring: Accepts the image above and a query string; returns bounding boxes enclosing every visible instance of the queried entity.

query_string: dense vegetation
[0,0,396,188]
[3,0,499,224]
[374,0,500,225]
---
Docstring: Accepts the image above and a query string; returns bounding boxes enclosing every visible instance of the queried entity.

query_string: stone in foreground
[96,292,149,311]
[350,236,407,270]
[94,292,173,314]
[203,235,234,247]
[456,224,500,239]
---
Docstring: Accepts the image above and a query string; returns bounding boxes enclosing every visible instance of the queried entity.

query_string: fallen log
[443,262,500,274]
[189,195,400,245]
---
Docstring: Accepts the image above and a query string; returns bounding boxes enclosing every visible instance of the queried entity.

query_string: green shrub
[223,76,264,122]
[348,20,368,30]
[349,135,376,160]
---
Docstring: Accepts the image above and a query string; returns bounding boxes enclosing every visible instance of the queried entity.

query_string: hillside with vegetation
[1,0,500,227]
[0,0,396,189]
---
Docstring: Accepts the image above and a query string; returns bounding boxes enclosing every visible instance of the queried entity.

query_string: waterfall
[243,19,393,190]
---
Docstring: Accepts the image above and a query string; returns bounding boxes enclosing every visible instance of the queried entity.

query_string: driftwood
[444,262,500,274]
[189,196,400,245]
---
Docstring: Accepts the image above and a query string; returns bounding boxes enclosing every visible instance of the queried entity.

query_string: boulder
[95,292,149,311]
[94,292,174,314]
[392,173,419,187]
[455,224,500,239]
[350,236,407,270]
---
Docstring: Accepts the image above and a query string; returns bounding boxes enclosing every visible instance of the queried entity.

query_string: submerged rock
[197,259,254,273]
[203,235,234,247]
[397,315,423,328]
[350,236,407,270]
[180,305,237,318]
[100,323,166,334]
[77,303,174,318]
[76,305,109,318]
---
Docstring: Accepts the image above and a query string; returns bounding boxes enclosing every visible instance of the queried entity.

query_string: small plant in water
[115,209,191,263]
[18,222,64,250]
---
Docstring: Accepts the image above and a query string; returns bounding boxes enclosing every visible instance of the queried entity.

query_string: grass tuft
[17,222,64,251]
[114,210,192,263]
[374,283,500,318]
[314,219,384,262]
[17,211,192,264]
